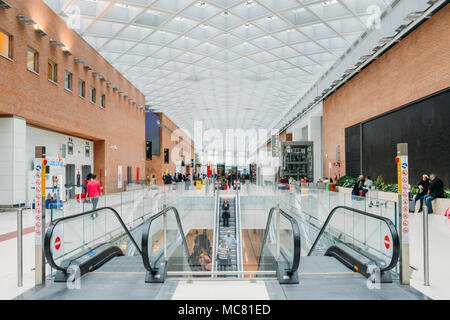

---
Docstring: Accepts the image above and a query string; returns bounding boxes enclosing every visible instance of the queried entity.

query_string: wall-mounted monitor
[145,111,161,156]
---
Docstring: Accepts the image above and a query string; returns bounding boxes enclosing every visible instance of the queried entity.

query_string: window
[27,47,38,73]
[164,148,169,164]
[64,71,72,91]
[48,60,57,82]
[90,87,96,103]
[100,94,105,108]
[0,29,12,59]
[78,80,85,98]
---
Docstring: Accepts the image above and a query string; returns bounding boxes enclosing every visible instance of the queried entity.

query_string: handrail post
[163,204,167,260]
[423,206,430,286]
[276,203,280,260]
[17,207,23,287]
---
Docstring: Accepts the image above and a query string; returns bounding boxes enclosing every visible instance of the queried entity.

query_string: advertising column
[34,146,46,285]
[396,143,410,285]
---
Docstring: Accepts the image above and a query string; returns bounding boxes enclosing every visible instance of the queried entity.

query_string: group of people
[352,175,373,199]
[162,172,189,184]
[190,229,238,276]
[414,174,444,213]
[84,173,103,217]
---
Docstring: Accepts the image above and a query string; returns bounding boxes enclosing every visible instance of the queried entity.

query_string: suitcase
[409,192,416,213]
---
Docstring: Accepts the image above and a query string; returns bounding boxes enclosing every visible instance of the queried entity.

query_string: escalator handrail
[307,205,400,272]
[211,190,220,273]
[141,206,191,275]
[258,207,301,276]
[44,206,143,274]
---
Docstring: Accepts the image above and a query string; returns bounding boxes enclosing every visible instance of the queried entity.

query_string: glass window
[90,87,96,103]
[0,29,12,58]
[64,71,72,90]
[27,48,38,72]
[48,60,57,82]
[100,94,105,108]
[78,80,85,97]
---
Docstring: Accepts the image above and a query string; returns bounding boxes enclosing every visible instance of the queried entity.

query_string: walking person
[222,199,230,227]
[87,174,102,218]
[414,174,430,212]
[217,239,230,277]
[423,174,444,214]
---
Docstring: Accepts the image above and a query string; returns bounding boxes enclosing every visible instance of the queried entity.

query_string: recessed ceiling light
[115,3,129,8]
[244,23,251,28]
[196,1,207,7]
[287,28,295,33]
[267,16,277,21]
[245,1,256,7]
[222,11,230,16]
[175,16,185,21]
[200,24,208,29]
[321,0,337,6]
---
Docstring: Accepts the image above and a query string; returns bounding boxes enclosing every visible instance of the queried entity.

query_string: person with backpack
[222,199,230,227]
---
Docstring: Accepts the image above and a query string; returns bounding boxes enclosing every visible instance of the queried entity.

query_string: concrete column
[308,116,323,181]
[0,116,27,207]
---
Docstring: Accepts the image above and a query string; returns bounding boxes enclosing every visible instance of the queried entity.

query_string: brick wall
[323,5,450,178]
[0,0,146,193]
[145,113,195,185]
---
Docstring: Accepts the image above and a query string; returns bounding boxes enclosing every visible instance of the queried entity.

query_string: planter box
[336,186,450,215]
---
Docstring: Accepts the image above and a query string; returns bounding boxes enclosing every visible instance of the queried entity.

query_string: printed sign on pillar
[34,159,43,245]
[400,156,409,243]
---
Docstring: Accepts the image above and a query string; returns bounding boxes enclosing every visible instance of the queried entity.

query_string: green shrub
[444,190,450,199]
[373,175,385,190]
[382,184,398,193]
[336,176,358,188]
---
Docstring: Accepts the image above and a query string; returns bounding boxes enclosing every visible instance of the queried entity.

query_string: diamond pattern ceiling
[44,0,398,133]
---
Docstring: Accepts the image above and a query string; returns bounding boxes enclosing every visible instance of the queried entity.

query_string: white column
[308,116,323,181]
[0,116,26,206]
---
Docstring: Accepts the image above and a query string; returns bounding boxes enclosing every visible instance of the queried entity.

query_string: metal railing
[44,207,142,274]
[308,205,400,274]
[141,206,191,277]
[257,206,301,277]
[235,189,244,278]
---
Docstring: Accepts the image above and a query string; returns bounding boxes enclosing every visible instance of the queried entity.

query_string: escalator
[45,207,146,282]
[256,204,400,284]
[45,205,193,283]
[210,191,243,277]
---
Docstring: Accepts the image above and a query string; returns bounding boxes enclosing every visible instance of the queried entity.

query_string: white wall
[25,126,94,204]
[0,116,26,206]
[287,102,323,181]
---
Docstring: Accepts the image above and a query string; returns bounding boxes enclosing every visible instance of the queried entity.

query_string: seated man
[352,175,365,199]
[362,176,373,197]
[423,174,444,214]
[414,174,430,212]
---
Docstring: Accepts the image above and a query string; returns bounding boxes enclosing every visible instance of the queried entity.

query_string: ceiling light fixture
[115,3,129,8]
[267,16,277,21]
[16,15,36,25]
[175,16,185,21]
[196,1,207,7]
[34,25,47,36]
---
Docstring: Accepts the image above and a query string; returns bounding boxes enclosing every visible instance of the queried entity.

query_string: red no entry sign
[55,236,61,250]
[384,235,390,249]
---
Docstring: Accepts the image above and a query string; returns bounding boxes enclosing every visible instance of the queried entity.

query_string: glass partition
[45,207,142,275]
[308,206,400,273]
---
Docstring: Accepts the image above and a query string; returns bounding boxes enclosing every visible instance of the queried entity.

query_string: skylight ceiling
[44,0,399,133]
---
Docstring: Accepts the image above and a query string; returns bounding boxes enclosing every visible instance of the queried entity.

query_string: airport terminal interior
[0,0,449,302]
